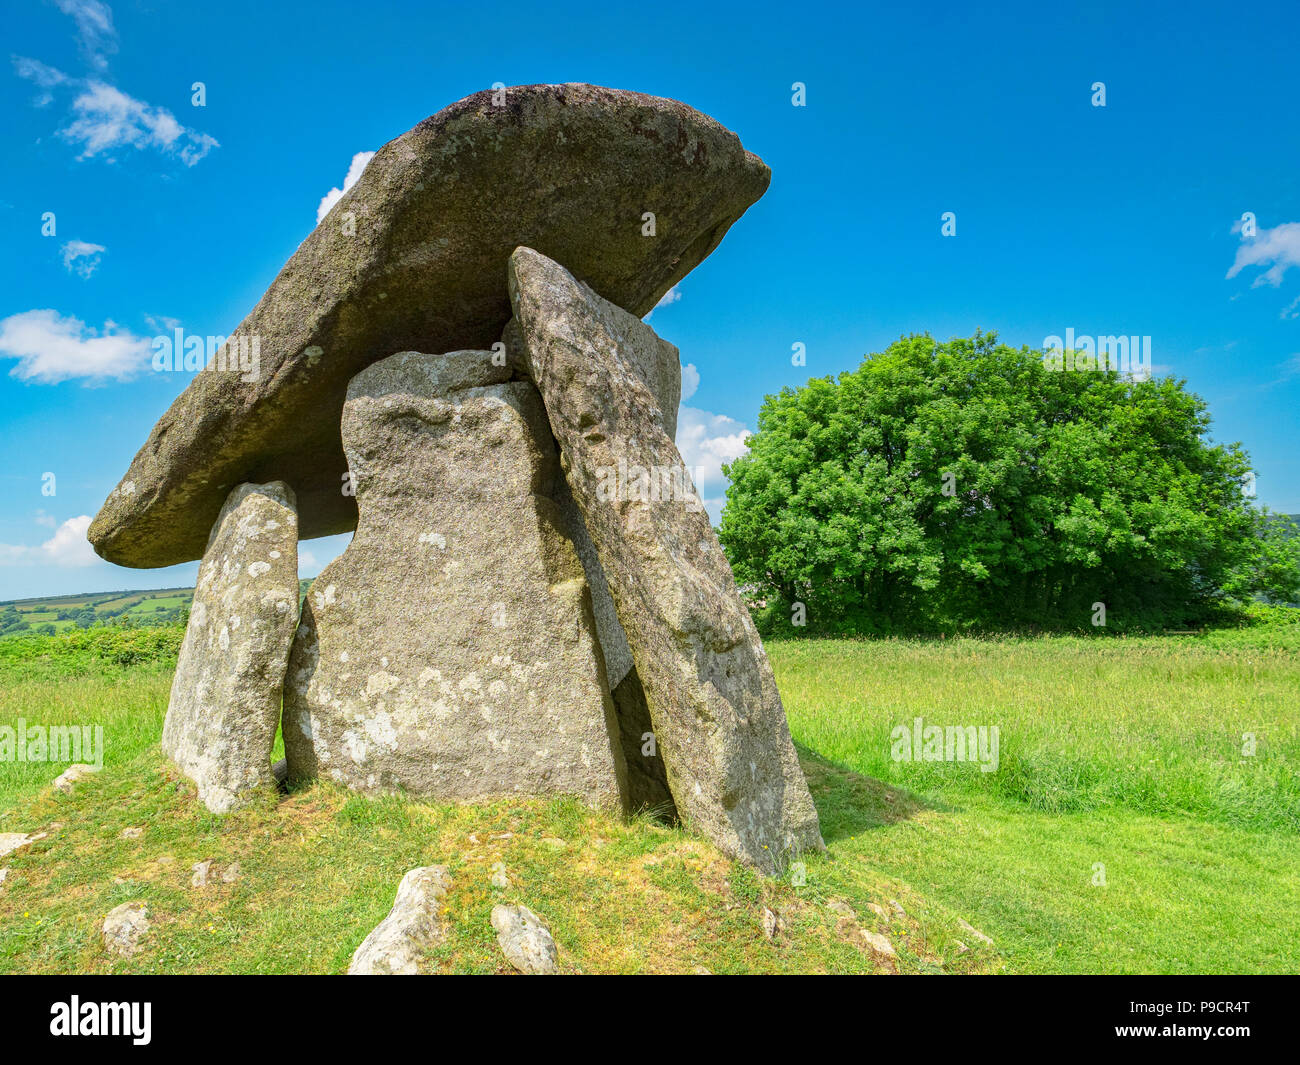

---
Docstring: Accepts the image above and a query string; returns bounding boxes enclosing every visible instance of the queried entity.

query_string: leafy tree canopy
[719,332,1300,634]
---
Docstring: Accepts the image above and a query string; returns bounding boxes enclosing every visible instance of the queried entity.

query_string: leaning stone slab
[283,350,626,808]
[349,865,452,975]
[161,481,299,814]
[508,247,823,873]
[507,316,681,814]
[506,314,681,693]
[88,83,770,569]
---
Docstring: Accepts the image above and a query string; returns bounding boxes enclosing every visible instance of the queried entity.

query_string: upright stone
[508,247,823,873]
[161,482,299,813]
[283,350,626,809]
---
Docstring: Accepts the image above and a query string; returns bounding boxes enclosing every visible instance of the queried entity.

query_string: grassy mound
[0,754,997,975]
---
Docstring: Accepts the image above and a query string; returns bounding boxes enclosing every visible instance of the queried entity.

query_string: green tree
[719,332,1299,634]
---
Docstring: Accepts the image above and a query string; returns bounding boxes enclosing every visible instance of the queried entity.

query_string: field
[0,587,195,639]
[0,608,1296,973]
[0,581,314,640]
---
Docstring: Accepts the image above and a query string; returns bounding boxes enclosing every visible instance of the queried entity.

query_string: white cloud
[675,405,752,496]
[34,509,57,529]
[644,285,682,321]
[14,58,218,167]
[61,238,106,278]
[54,0,118,70]
[1227,220,1300,288]
[60,81,218,165]
[298,549,318,574]
[144,313,181,333]
[317,151,376,224]
[1282,294,1300,321]
[680,362,700,401]
[0,309,152,383]
[12,56,69,106]
[0,515,100,567]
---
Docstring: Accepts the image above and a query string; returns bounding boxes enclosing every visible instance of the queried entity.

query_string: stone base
[282,351,627,809]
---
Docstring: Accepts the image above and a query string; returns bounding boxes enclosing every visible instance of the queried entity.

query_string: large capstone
[161,481,299,813]
[282,350,627,808]
[88,83,770,569]
[508,247,823,873]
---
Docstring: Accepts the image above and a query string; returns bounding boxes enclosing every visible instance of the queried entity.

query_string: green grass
[1,615,1297,973]
[771,614,1300,973]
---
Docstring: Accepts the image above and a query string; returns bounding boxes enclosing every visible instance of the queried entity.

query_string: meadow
[0,609,1296,973]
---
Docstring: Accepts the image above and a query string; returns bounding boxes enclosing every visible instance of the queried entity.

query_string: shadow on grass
[797,745,951,843]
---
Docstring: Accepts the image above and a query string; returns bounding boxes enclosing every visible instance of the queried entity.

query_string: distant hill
[0,580,314,640]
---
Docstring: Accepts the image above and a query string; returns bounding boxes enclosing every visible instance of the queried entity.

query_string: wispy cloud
[61,238,106,278]
[317,151,376,224]
[0,515,100,567]
[12,1,218,168]
[0,309,152,383]
[12,56,69,106]
[60,80,218,164]
[1227,220,1300,288]
[53,0,118,71]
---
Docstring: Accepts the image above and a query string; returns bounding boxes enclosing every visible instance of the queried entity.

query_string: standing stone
[508,247,823,873]
[349,865,452,975]
[283,350,626,809]
[161,482,299,814]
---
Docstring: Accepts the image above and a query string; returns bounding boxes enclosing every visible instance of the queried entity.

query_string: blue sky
[2,0,1298,600]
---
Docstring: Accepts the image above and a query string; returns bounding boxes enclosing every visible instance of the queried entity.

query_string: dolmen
[89,83,823,874]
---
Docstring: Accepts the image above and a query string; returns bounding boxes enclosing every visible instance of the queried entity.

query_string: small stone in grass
[53,763,99,792]
[349,865,452,975]
[860,929,896,958]
[0,834,37,859]
[957,917,993,946]
[491,904,558,974]
[103,901,150,957]
[761,906,785,940]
